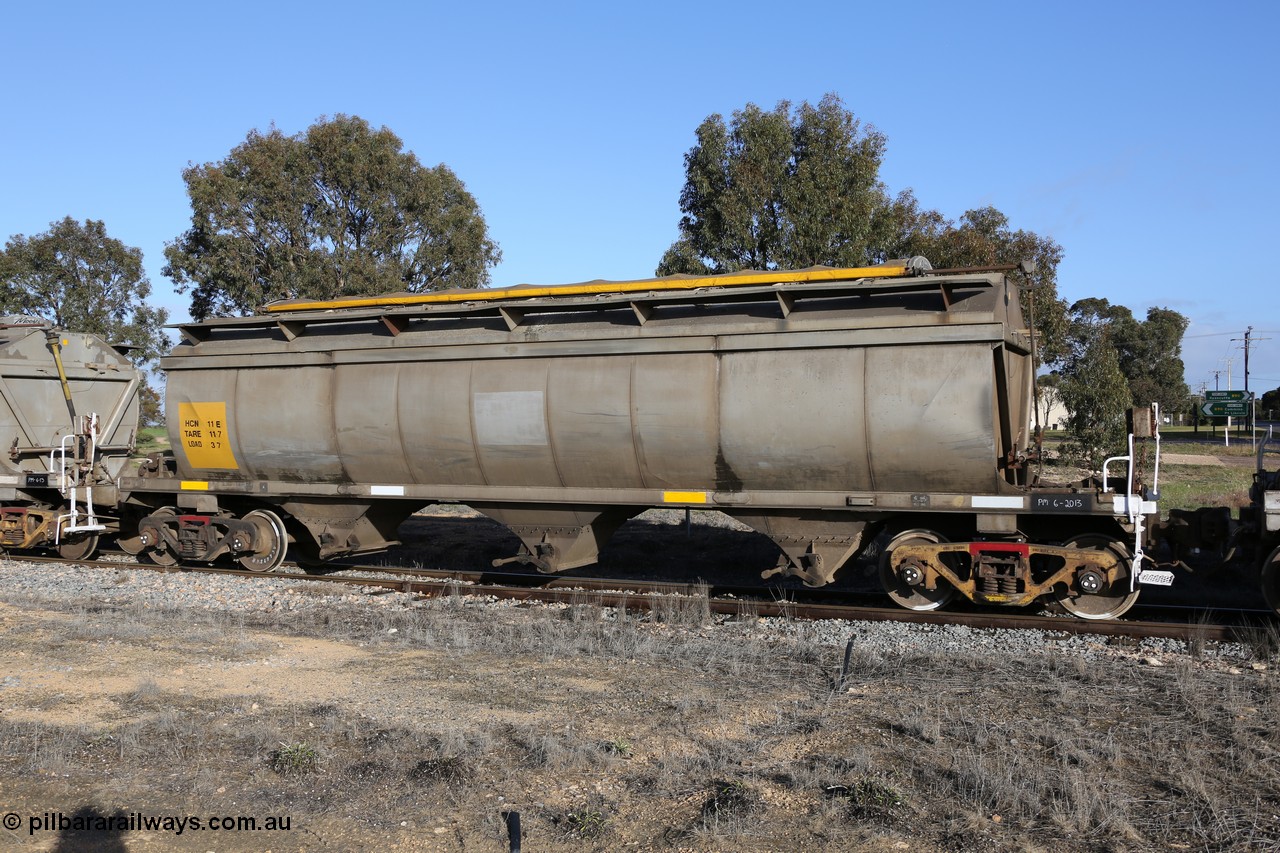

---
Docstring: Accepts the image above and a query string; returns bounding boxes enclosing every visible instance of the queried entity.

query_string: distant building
[1033,397,1070,432]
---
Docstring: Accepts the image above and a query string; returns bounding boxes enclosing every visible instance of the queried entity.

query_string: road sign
[1202,401,1250,417]
[1205,390,1251,402]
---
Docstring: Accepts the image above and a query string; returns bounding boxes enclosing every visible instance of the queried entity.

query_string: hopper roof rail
[173,261,1010,344]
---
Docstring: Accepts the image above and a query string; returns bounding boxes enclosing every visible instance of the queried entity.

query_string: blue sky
[2,1,1276,396]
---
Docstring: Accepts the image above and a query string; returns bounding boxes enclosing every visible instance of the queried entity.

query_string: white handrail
[50,413,107,540]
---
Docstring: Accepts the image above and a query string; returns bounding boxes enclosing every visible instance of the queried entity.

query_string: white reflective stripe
[971,496,1024,509]
[370,485,406,496]
[1112,496,1158,515]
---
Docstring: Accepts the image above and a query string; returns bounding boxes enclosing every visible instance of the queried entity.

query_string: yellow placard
[662,490,708,505]
[177,402,239,470]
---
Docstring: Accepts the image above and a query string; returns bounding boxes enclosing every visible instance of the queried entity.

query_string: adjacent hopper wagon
[0,319,141,558]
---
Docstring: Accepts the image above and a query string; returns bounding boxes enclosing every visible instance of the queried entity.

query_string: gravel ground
[1163,453,1227,467]
[0,558,1261,670]
[2,556,1277,851]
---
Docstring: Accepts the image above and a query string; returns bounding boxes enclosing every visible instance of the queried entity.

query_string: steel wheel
[1053,534,1140,620]
[57,531,99,562]
[116,531,145,555]
[116,511,152,555]
[879,528,956,611]
[237,509,288,572]
[138,508,179,566]
[1261,545,1280,615]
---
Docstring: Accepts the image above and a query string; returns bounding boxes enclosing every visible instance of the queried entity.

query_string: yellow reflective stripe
[180,481,210,491]
[662,490,708,504]
[265,264,910,313]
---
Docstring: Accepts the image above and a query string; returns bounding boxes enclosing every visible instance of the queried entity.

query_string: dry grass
[1,594,1278,851]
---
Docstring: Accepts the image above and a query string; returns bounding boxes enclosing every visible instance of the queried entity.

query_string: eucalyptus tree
[1066,298,1190,413]
[1058,306,1131,469]
[0,217,169,365]
[658,94,1068,365]
[658,94,891,275]
[164,115,501,319]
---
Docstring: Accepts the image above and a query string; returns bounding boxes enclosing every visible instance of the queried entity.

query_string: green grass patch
[1163,438,1267,458]
[1157,464,1252,516]
[134,427,169,456]
[268,741,320,776]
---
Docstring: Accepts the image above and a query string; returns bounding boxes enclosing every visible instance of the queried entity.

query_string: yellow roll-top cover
[264,261,919,314]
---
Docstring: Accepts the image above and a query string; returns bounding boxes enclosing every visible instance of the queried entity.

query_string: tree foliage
[1259,387,1280,420]
[0,217,170,366]
[1058,310,1131,470]
[1066,298,1190,413]
[164,115,501,320]
[138,383,163,429]
[658,94,890,275]
[1117,307,1191,414]
[659,95,1068,364]
[1055,298,1191,467]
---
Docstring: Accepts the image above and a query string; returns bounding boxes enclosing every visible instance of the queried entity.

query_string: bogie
[130,507,290,571]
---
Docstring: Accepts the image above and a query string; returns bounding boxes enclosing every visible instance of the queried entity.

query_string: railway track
[14,551,1272,644]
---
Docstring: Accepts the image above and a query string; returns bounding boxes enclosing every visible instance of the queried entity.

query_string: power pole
[1233,326,1273,448]
[1207,373,1223,436]
[1245,327,1252,446]
[1194,382,1208,435]
[1224,357,1234,448]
